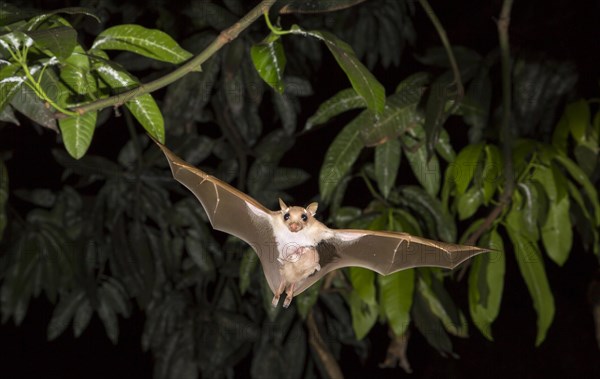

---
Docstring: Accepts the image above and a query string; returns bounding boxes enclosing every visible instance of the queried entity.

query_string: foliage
[0,0,599,377]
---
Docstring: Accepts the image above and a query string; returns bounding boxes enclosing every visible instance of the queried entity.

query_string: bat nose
[289,222,302,232]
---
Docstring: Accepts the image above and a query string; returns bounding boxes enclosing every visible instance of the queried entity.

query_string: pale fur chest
[272,226,320,259]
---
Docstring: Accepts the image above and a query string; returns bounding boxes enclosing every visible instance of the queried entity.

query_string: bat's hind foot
[283,283,296,308]
[271,295,280,307]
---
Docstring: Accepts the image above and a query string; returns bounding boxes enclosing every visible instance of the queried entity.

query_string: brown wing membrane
[156,141,489,301]
[155,143,283,293]
[292,229,489,296]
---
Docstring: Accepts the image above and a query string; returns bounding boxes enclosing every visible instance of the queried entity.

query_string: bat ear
[278,198,289,212]
[306,202,318,216]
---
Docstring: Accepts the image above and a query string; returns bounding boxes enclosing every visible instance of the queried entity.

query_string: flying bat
[155,142,488,308]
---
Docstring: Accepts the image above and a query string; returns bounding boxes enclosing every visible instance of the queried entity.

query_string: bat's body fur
[270,200,327,307]
[155,141,491,309]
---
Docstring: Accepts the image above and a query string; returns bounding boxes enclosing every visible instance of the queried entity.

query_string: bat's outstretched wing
[156,141,489,300]
[155,142,283,292]
[292,229,489,295]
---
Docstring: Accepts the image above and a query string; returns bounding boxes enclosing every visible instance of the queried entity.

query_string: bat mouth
[288,223,302,232]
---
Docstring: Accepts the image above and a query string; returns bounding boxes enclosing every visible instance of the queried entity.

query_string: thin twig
[307,310,344,379]
[459,0,515,279]
[61,0,278,118]
[417,0,464,102]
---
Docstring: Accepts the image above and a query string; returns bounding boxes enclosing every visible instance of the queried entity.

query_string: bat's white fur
[269,199,330,307]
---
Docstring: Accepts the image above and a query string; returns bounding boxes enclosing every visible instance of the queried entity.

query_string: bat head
[278,198,318,233]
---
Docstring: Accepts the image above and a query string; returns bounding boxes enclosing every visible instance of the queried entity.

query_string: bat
[155,141,489,308]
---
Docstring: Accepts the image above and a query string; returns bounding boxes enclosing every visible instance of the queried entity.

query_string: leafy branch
[65,0,279,117]
[463,0,515,248]
[417,0,464,102]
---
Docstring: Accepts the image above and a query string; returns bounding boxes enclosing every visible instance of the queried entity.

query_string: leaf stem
[16,51,78,116]
[417,0,464,102]
[460,0,515,276]
[360,169,387,205]
[263,11,292,35]
[64,0,278,117]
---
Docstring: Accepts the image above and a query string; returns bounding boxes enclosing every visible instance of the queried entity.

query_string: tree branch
[459,0,515,278]
[63,0,278,117]
[417,0,464,102]
[307,310,344,379]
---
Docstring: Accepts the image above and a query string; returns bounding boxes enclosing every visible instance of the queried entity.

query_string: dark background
[1,0,600,378]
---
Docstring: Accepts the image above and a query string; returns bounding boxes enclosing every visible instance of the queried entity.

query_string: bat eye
[284,213,290,221]
[301,214,308,222]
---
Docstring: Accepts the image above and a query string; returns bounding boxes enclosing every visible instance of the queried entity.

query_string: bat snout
[288,222,302,232]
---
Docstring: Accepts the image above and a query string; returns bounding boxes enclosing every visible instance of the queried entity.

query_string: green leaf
[450,142,485,195]
[403,134,441,197]
[564,99,590,144]
[0,64,25,112]
[554,154,600,226]
[0,161,7,241]
[73,299,93,337]
[101,279,130,316]
[58,112,97,159]
[319,117,364,202]
[482,145,502,204]
[10,84,58,131]
[21,7,101,30]
[92,24,192,64]
[375,138,401,198]
[304,88,366,132]
[125,94,165,143]
[463,70,492,142]
[412,290,454,356]
[418,274,468,337]
[97,290,119,344]
[47,290,84,340]
[574,144,598,178]
[416,46,482,71]
[399,186,456,242]
[435,128,456,163]
[506,226,555,346]
[378,269,414,336]
[299,27,385,113]
[532,163,567,203]
[239,249,258,295]
[457,186,483,220]
[348,290,378,340]
[251,33,286,93]
[468,230,505,340]
[0,31,35,53]
[261,274,281,321]
[552,111,570,154]
[360,86,423,147]
[349,267,376,303]
[185,232,215,274]
[60,46,97,95]
[270,168,310,191]
[0,103,18,124]
[93,56,164,142]
[295,280,321,320]
[0,3,40,26]
[568,181,600,255]
[567,180,595,227]
[279,0,368,14]
[423,80,451,158]
[509,182,541,242]
[26,26,77,61]
[541,195,572,266]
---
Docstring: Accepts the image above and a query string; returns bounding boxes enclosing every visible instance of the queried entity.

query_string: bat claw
[271,296,280,307]
[283,296,292,308]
